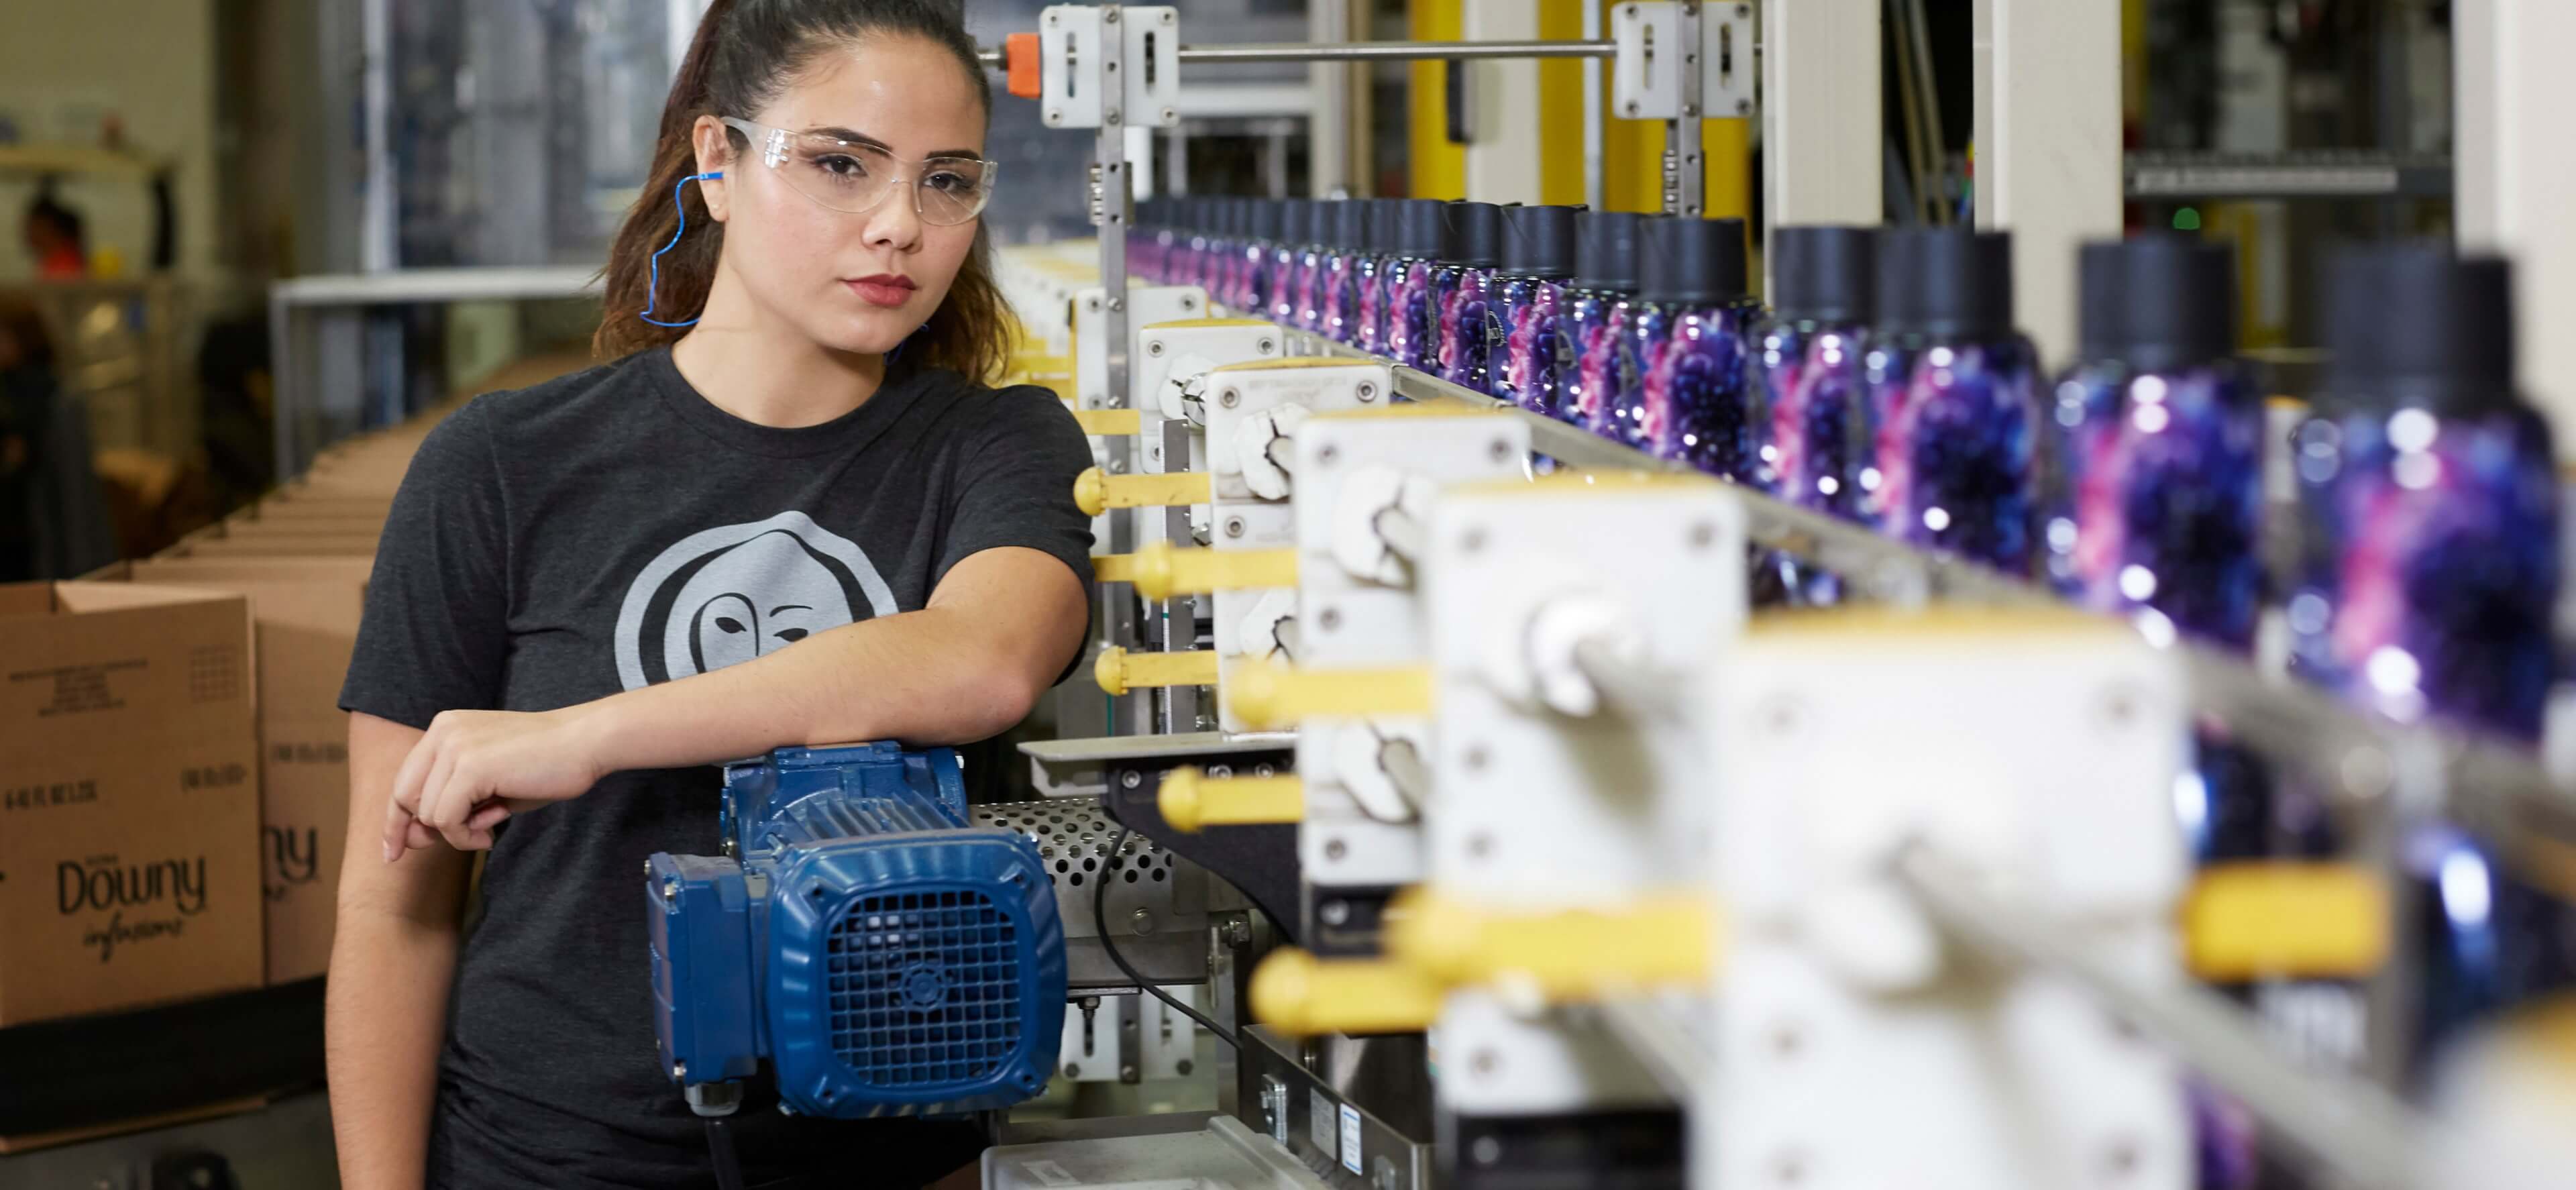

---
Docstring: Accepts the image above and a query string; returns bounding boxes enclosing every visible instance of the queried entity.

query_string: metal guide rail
[1283,330,2576,877]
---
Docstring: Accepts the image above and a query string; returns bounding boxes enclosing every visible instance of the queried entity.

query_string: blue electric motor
[647,744,1067,1119]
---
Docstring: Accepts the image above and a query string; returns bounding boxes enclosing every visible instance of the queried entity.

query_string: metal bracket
[1609,3,1682,121]
[1701,1,1755,118]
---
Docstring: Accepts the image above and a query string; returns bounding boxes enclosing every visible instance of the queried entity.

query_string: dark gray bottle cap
[1501,205,1578,278]
[1573,211,1642,290]
[1910,228,2015,339]
[1391,199,1446,258]
[1333,200,1371,252]
[2326,244,2516,415]
[1640,217,1749,306]
[1248,200,1284,242]
[2077,241,2125,361]
[2116,235,2237,373]
[1771,225,1876,323]
[1366,198,1407,253]
[1442,202,1505,268]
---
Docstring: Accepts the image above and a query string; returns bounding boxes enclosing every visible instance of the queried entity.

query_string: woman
[327,3,1093,1187]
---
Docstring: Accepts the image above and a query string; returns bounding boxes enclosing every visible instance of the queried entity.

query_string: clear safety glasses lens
[724,119,994,225]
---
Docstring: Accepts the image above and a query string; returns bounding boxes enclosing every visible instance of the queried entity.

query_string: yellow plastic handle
[1074,468,1214,517]
[1224,658,1434,730]
[1093,646,1222,697]
[1071,409,1142,437]
[2183,862,2390,980]
[1250,949,1443,1036]
[1389,890,1720,999]
[1130,540,1300,602]
[1159,767,1303,832]
[1091,553,1140,584]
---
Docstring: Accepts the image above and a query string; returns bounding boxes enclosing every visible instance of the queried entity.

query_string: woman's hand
[382,706,611,860]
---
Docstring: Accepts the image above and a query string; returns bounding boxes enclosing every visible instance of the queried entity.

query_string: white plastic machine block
[1075,285,1206,413]
[1197,360,1387,734]
[1287,407,1533,889]
[1705,614,2191,1190]
[1038,6,1183,131]
[1132,319,1284,547]
[1610,1,1683,121]
[1420,473,1746,1116]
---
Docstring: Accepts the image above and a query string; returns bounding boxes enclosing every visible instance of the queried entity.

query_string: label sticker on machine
[1309,1088,1338,1157]
[1020,1160,1079,1187]
[1339,1103,1363,1175]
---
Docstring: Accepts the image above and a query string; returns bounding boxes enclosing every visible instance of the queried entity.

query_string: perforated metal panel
[972,800,1191,914]
[826,888,1021,1088]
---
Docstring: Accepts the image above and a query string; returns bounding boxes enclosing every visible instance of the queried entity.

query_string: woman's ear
[691,115,735,223]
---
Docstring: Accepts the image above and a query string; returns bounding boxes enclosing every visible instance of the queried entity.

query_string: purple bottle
[1377,199,1447,370]
[2320,248,2569,1063]
[1760,225,1878,515]
[1216,199,1246,309]
[1858,232,1933,529]
[1322,201,1373,345]
[1273,200,1313,328]
[1434,202,1505,389]
[1492,205,1578,413]
[1175,198,1210,293]
[1242,200,1283,317]
[1350,199,1402,352]
[1564,211,1643,433]
[1629,217,1759,476]
[2048,238,2259,648]
[1882,229,2040,572]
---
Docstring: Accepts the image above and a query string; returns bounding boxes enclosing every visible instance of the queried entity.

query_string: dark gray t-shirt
[339,347,1093,1189]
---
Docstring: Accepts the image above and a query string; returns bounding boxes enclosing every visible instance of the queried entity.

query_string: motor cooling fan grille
[825,889,1020,1087]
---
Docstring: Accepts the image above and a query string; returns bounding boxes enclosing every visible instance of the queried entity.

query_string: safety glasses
[719,117,997,226]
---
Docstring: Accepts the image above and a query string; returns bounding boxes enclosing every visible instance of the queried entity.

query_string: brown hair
[594,0,1014,382]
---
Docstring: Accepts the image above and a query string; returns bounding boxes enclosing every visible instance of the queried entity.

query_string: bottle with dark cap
[1378,199,1451,371]
[1560,211,1643,428]
[2314,245,2556,741]
[1270,201,1309,326]
[1760,226,1878,520]
[1611,216,1758,477]
[1872,227,2041,572]
[2045,235,2259,654]
[1350,195,1411,350]
[1432,201,1505,388]
[1240,199,1284,314]
[2315,247,2565,1065]
[1320,200,1373,345]
[1492,205,1578,411]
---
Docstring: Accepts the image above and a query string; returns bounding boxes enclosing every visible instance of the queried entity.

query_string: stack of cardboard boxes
[0,415,433,1149]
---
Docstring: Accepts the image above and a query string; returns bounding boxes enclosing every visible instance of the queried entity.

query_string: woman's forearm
[581,549,1087,771]
[332,714,475,1189]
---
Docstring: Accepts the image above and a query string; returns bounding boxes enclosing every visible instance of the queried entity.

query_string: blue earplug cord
[641,172,723,327]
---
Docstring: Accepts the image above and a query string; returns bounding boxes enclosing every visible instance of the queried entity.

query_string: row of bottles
[1131,194,2571,1101]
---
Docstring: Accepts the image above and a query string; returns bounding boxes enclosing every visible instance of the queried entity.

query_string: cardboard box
[0,582,263,1027]
[160,535,379,560]
[119,558,370,984]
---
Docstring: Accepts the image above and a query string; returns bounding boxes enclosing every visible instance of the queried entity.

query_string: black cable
[1097,826,1240,1050]
[705,1116,747,1190]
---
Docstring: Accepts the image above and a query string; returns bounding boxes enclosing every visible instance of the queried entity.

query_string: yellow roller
[1250,949,1444,1036]
[1091,553,1140,584]
[1074,467,1214,517]
[1071,408,1141,437]
[1130,540,1300,602]
[2183,862,2390,980]
[1159,767,1304,832]
[1389,889,1720,999]
[1093,645,1221,697]
[1224,657,1434,730]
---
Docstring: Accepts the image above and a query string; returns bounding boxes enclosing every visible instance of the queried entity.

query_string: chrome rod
[1891,845,2426,1190]
[1179,40,1617,64]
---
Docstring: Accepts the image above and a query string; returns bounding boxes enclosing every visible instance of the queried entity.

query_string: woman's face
[695,35,986,356]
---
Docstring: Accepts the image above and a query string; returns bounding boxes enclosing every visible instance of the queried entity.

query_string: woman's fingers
[430,762,490,851]
[382,730,443,862]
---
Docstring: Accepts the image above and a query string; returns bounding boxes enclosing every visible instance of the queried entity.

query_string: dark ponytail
[595,0,1014,383]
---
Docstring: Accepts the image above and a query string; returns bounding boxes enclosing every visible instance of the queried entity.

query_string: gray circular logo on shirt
[614,510,898,690]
